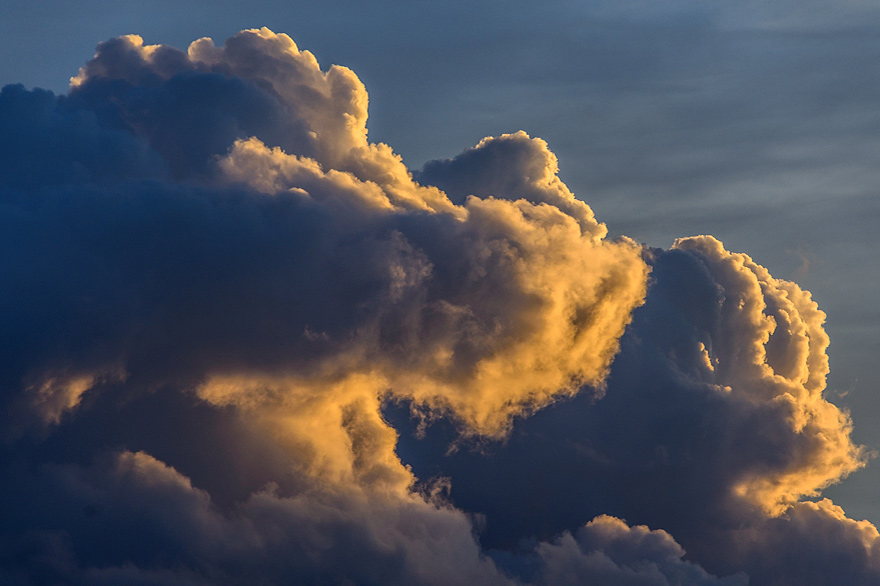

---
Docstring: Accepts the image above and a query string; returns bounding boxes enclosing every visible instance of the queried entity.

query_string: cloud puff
[668,236,863,513]
[0,27,874,586]
[394,235,873,583]
[2,449,745,586]
[209,133,649,439]
[4,28,648,443]
[535,515,746,586]
[414,130,605,235]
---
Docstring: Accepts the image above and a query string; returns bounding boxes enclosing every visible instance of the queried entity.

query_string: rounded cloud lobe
[0,28,873,585]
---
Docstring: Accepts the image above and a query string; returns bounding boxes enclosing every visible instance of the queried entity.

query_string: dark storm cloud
[0,26,875,586]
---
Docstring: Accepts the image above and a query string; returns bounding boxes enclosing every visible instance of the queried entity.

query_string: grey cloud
[535,516,747,586]
[1,448,743,586]
[0,28,665,586]
[394,237,872,584]
[0,26,876,586]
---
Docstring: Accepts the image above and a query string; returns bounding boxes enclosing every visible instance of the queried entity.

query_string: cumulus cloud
[414,130,605,235]
[0,27,875,586]
[534,515,746,586]
[394,235,875,583]
[2,449,745,586]
[4,29,648,442]
[668,236,864,513]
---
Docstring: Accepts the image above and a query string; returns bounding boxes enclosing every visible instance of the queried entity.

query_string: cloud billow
[0,27,872,585]
[399,237,874,583]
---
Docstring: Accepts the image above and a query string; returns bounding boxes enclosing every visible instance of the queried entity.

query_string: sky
[1,1,879,584]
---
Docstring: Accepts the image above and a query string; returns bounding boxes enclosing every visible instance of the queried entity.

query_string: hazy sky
[1,2,879,584]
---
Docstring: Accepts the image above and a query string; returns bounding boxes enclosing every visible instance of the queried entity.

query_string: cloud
[2,449,745,586]
[0,27,875,585]
[414,130,605,235]
[2,28,650,446]
[393,235,874,582]
[534,515,747,586]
